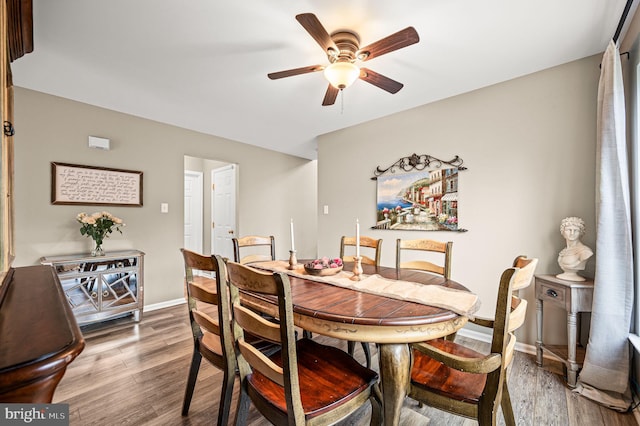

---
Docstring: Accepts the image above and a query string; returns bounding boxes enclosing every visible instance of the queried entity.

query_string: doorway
[212,164,237,260]
[183,170,203,253]
[183,156,237,259]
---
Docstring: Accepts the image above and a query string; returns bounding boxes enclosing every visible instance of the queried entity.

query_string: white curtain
[573,40,633,411]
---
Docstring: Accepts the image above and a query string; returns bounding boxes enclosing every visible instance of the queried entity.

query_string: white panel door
[184,171,203,253]
[212,164,237,260]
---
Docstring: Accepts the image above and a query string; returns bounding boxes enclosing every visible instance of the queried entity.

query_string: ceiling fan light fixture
[324,61,360,90]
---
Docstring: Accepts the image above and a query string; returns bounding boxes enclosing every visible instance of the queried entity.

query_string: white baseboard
[457,328,537,356]
[143,298,186,312]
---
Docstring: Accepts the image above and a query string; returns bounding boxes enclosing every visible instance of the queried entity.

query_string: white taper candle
[356,218,360,257]
[290,218,295,251]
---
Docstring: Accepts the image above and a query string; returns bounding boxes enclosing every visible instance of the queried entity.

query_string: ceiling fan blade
[322,85,339,106]
[296,13,339,56]
[268,65,324,80]
[357,27,419,61]
[359,68,404,94]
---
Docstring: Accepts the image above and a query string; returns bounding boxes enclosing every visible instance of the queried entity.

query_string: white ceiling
[11,1,630,159]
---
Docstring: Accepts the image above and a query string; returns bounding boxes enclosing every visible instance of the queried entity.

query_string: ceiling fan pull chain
[340,89,344,114]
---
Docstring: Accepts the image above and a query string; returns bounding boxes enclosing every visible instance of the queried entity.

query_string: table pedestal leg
[378,343,410,426]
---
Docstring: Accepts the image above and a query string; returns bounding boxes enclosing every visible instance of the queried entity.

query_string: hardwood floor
[53,304,638,425]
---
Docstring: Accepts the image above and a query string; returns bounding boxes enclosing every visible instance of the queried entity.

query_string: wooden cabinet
[535,274,594,388]
[40,250,144,326]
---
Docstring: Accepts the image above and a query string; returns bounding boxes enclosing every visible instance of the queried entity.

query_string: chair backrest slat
[511,255,537,291]
[226,262,279,295]
[237,339,285,386]
[398,239,448,252]
[184,253,217,271]
[504,332,517,366]
[234,304,282,343]
[398,260,444,275]
[188,281,218,304]
[193,310,220,336]
[507,298,528,333]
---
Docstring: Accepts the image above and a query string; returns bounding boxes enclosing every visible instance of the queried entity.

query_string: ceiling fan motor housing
[329,31,360,63]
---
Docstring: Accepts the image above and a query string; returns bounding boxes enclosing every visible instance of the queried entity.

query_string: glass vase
[91,244,105,257]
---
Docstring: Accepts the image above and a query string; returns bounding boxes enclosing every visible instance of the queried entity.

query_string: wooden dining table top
[246,261,470,328]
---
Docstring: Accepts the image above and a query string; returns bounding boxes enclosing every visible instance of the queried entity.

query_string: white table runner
[252,260,480,318]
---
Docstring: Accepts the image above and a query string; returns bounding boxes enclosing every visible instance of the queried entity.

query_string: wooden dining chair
[340,235,382,368]
[407,256,538,426]
[396,238,456,343]
[181,249,280,423]
[395,238,453,279]
[339,235,383,266]
[216,256,382,426]
[232,235,276,264]
[180,248,236,424]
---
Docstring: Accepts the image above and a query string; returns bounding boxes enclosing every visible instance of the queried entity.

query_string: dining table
[242,260,479,426]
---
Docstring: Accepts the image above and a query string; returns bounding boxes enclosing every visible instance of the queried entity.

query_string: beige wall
[317,55,601,346]
[12,87,318,306]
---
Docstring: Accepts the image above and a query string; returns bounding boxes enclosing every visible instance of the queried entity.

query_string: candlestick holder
[288,250,298,270]
[351,256,363,281]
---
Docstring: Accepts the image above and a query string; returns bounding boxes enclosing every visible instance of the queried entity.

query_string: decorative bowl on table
[304,257,343,276]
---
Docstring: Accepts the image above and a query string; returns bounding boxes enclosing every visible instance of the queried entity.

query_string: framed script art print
[51,162,143,206]
[372,154,466,232]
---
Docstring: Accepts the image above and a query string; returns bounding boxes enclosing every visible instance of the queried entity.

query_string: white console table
[535,274,594,388]
[40,250,144,326]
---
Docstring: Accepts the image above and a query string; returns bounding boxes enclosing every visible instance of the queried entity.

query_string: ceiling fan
[268,13,420,106]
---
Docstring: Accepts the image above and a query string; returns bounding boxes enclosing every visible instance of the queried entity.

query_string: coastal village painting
[375,167,459,231]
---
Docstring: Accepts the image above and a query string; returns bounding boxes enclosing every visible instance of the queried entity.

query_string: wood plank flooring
[53,304,638,425]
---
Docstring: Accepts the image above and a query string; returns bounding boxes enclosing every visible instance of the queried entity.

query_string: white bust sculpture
[556,216,593,282]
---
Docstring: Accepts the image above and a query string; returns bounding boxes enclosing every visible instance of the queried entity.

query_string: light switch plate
[161,203,169,213]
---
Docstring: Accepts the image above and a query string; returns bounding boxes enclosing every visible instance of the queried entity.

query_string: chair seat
[247,338,379,420]
[411,339,487,404]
